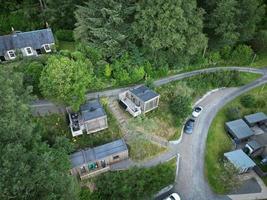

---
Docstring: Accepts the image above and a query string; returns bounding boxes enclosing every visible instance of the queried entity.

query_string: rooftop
[130,85,159,102]
[244,112,267,126]
[224,149,256,170]
[226,119,254,140]
[0,28,55,56]
[247,140,262,150]
[70,139,128,168]
[80,100,106,121]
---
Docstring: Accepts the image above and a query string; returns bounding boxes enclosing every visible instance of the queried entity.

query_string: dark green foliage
[0,66,79,200]
[252,30,267,52]
[230,45,253,65]
[255,99,266,108]
[84,162,175,199]
[226,106,241,121]
[240,94,256,108]
[170,95,192,126]
[55,30,74,42]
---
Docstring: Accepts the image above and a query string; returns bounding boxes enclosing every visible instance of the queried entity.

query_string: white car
[165,193,181,200]
[192,106,203,118]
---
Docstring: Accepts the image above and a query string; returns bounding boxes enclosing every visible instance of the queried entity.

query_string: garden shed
[225,119,254,143]
[70,139,129,179]
[244,112,267,127]
[224,149,256,173]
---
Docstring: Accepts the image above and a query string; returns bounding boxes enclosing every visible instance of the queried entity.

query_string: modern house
[244,112,267,127]
[119,85,160,117]
[67,100,108,137]
[70,139,129,180]
[0,28,55,61]
[224,149,256,173]
[225,119,254,143]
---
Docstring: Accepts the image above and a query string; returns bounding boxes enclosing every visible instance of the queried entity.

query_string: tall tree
[74,0,136,59]
[0,66,79,200]
[133,0,207,64]
[39,56,93,110]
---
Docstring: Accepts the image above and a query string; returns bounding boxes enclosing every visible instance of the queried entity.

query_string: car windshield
[194,107,201,112]
[170,196,176,200]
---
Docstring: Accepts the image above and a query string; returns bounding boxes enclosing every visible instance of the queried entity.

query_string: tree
[133,0,207,62]
[39,56,92,110]
[0,66,79,200]
[74,0,135,58]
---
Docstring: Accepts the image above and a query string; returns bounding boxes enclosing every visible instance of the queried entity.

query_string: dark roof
[247,140,262,150]
[224,150,256,171]
[0,28,55,56]
[226,119,254,140]
[244,112,267,126]
[130,86,159,102]
[70,139,128,168]
[253,133,267,146]
[80,100,106,121]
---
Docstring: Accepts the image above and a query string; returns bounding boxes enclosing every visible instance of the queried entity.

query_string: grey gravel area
[230,178,262,195]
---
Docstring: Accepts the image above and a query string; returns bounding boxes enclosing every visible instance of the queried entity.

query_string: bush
[220,45,232,60]
[55,30,74,42]
[226,106,241,121]
[231,45,253,65]
[252,30,267,52]
[240,94,256,108]
[255,99,266,108]
[207,51,222,66]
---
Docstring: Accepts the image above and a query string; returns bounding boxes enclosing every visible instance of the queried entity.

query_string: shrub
[252,30,267,52]
[207,51,222,66]
[255,99,266,108]
[220,45,232,60]
[231,45,253,65]
[240,94,256,108]
[55,30,74,42]
[226,106,241,121]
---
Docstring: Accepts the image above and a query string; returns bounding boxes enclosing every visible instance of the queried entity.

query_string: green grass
[250,52,267,68]
[253,157,267,172]
[35,104,122,151]
[57,40,76,51]
[205,83,267,194]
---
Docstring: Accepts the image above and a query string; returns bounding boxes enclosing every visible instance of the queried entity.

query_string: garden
[205,84,267,194]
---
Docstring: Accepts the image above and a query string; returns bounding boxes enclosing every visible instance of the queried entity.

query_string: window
[43,44,51,52]
[25,47,33,55]
[7,50,16,59]
[113,155,120,160]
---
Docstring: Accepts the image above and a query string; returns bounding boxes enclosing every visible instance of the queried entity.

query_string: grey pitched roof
[247,140,262,151]
[130,85,159,102]
[0,28,55,56]
[70,139,128,168]
[224,149,256,170]
[244,112,267,126]
[80,100,106,121]
[226,119,254,140]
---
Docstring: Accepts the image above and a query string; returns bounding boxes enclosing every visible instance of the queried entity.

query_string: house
[119,85,160,117]
[67,100,108,137]
[225,119,254,143]
[224,149,256,173]
[70,139,129,180]
[0,28,55,61]
[244,112,267,127]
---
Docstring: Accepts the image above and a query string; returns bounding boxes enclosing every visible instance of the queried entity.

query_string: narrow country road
[174,73,267,200]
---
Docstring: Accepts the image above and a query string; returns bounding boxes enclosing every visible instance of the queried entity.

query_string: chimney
[45,22,49,28]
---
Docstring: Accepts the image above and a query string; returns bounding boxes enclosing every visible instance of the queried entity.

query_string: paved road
[173,74,267,200]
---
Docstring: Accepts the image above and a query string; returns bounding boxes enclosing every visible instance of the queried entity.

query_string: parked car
[261,156,267,165]
[192,106,203,118]
[184,118,195,134]
[164,193,181,200]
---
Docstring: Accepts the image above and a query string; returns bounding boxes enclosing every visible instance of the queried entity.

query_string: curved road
[174,72,267,200]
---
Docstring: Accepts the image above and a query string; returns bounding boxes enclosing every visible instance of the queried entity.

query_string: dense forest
[0,0,266,199]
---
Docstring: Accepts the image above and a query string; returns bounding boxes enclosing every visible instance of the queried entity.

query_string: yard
[205,83,267,194]
[79,158,176,200]
[126,71,262,141]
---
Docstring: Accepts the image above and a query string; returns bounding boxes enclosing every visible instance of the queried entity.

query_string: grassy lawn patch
[80,158,176,200]
[205,83,267,194]
[250,52,267,68]
[35,104,122,151]
[126,132,166,161]
[57,40,76,51]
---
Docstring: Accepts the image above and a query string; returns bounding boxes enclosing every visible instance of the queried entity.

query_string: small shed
[70,139,128,179]
[224,149,256,173]
[244,112,267,127]
[225,119,254,143]
[129,86,160,113]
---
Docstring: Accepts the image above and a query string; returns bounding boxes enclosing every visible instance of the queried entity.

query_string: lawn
[57,40,76,51]
[127,71,262,141]
[79,157,176,200]
[34,103,122,151]
[205,83,267,194]
[250,52,267,68]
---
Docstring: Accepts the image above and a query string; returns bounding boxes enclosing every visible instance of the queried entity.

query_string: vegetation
[0,66,79,200]
[80,158,176,200]
[205,83,267,193]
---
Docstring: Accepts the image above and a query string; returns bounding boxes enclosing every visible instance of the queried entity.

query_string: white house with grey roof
[70,139,129,179]
[119,85,160,117]
[67,100,108,137]
[0,28,55,61]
